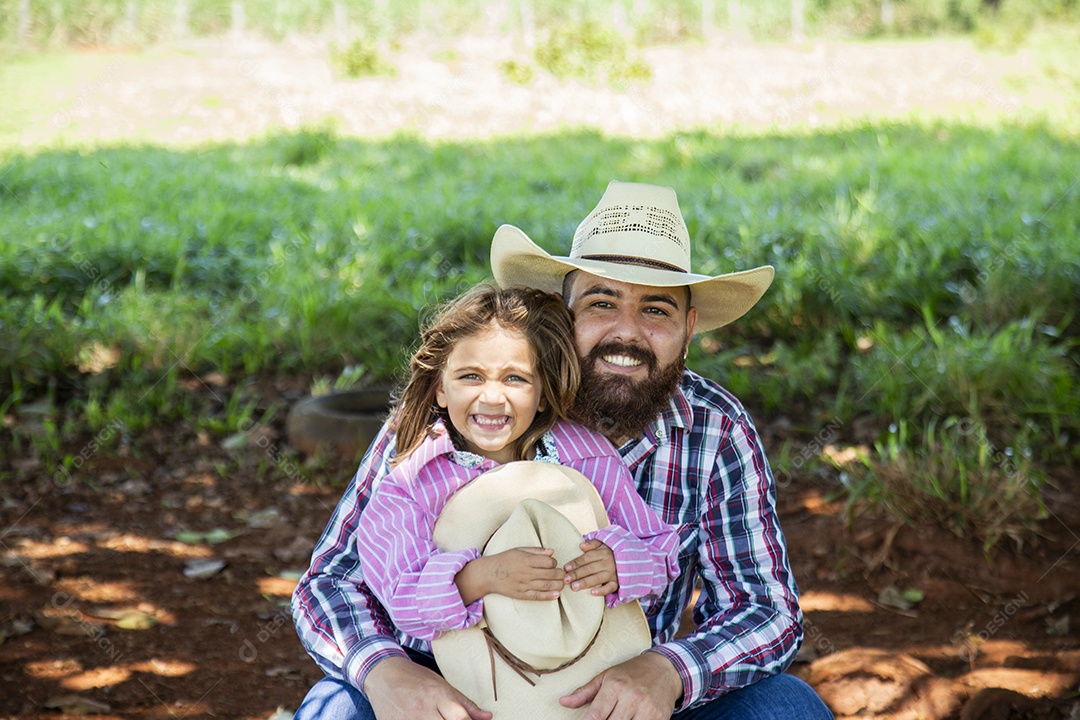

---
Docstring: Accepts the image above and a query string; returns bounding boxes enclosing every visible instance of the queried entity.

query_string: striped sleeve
[559,427,680,608]
[357,459,484,640]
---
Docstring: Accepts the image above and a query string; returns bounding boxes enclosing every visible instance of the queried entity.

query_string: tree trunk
[792,0,805,42]
[519,0,535,48]
[175,0,191,39]
[124,0,138,41]
[17,0,31,46]
[881,0,895,30]
[231,1,246,38]
[332,0,347,40]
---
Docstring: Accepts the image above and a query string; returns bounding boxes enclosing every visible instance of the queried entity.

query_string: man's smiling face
[565,273,698,441]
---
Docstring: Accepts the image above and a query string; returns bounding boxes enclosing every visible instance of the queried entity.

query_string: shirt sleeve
[572,455,681,608]
[649,412,803,711]
[357,460,485,641]
[290,423,409,694]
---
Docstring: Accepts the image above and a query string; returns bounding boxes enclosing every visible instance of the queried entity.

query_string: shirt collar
[618,371,693,455]
[423,419,561,469]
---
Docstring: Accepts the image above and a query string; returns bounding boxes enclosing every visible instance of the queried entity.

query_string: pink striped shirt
[356,419,680,644]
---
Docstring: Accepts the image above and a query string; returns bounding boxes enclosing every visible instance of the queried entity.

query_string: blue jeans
[294,671,833,720]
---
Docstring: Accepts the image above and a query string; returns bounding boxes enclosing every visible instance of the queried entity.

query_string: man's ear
[684,307,699,355]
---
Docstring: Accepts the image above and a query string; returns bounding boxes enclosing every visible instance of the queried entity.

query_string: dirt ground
[2,375,1078,720]
[2,31,1079,720]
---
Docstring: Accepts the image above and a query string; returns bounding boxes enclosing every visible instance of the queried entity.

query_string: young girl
[356,285,679,646]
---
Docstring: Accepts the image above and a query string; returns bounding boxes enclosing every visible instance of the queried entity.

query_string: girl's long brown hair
[390,285,580,465]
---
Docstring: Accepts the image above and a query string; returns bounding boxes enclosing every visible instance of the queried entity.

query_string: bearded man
[291,182,832,720]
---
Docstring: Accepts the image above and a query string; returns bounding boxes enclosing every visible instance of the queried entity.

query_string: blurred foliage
[499,58,535,85]
[841,415,1047,552]
[534,18,651,86]
[1,0,1077,50]
[329,36,396,78]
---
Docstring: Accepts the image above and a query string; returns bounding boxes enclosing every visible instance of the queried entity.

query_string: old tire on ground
[286,389,392,460]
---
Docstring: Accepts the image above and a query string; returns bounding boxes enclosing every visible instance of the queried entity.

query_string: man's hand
[455,547,564,604]
[563,539,618,597]
[364,656,492,720]
[559,652,683,720]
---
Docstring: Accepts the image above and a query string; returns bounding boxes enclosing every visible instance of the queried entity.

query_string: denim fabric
[293,671,832,720]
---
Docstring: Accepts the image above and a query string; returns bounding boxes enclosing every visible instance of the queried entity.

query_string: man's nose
[609,306,643,344]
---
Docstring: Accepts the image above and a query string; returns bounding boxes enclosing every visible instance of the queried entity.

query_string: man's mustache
[582,342,658,374]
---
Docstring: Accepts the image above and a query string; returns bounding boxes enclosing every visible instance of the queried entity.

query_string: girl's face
[435,324,544,464]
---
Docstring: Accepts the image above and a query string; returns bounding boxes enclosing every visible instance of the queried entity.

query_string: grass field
[2,25,1078,546]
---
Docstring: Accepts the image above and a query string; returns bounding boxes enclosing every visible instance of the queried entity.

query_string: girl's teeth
[473,415,509,426]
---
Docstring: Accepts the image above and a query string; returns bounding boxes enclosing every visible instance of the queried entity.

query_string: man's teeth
[473,415,509,426]
[603,354,643,367]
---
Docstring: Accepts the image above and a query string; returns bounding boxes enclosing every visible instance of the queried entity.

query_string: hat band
[482,618,603,701]
[580,254,687,274]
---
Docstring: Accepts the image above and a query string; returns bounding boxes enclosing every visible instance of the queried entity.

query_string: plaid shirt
[292,369,802,711]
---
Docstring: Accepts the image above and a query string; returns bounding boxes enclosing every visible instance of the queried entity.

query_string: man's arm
[559,651,682,720]
[650,411,802,710]
[291,424,494,720]
[560,411,801,719]
[290,423,410,687]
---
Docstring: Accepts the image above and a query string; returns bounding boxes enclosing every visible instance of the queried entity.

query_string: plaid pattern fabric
[291,370,802,710]
[624,371,802,709]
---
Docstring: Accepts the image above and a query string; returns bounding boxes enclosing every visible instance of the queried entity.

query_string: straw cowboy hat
[431,462,651,720]
[491,180,775,333]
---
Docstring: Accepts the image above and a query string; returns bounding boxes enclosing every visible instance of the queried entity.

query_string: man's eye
[645,307,669,316]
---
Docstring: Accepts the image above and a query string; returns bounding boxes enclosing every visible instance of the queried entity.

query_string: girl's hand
[456,548,564,604]
[563,539,618,597]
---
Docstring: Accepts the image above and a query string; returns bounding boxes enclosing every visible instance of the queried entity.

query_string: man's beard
[570,341,684,442]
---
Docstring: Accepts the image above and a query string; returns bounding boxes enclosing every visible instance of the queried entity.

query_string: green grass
[2,31,1080,545]
[3,124,1077,411]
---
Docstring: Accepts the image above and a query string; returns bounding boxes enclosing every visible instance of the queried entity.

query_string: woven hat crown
[483,499,604,670]
[430,462,652,720]
[570,182,692,274]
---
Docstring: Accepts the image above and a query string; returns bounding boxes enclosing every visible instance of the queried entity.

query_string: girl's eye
[459,373,481,381]
[506,375,528,384]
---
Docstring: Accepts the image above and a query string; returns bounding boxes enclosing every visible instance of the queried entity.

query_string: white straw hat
[431,462,651,720]
[491,181,775,333]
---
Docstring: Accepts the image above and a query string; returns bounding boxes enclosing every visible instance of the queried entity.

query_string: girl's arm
[357,469,485,641]
[567,454,681,607]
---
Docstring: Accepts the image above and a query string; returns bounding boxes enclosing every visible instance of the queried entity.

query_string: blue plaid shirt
[292,369,803,711]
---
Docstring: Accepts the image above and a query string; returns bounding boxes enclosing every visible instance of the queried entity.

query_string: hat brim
[430,463,652,720]
[491,224,775,333]
[432,603,650,719]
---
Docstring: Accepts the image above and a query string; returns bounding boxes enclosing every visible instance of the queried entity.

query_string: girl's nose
[479,382,505,405]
